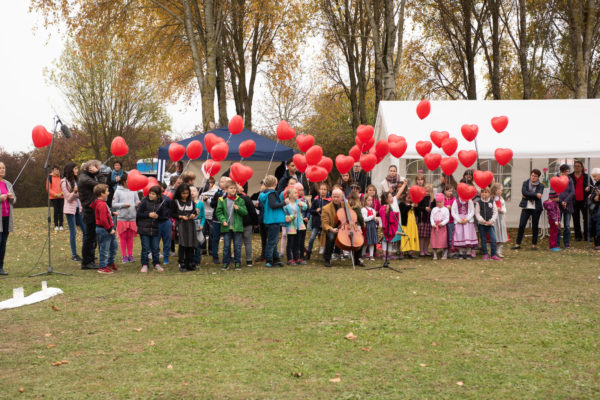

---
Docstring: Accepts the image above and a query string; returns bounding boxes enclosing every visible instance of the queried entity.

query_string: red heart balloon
[375,140,389,158]
[32,125,52,148]
[416,141,433,157]
[210,142,229,162]
[296,134,315,153]
[409,185,426,204]
[424,153,442,171]
[458,150,478,168]
[457,183,477,201]
[494,148,513,166]
[440,157,458,175]
[293,154,308,173]
[306,145,323,166]
[356,135,375,152]
[491,116,509,133]
[550,175,569,194]
[168,143,186,162]
[441,137,458,156]
[306,166,328,182]
[461,124,479,141]
[336,155,355,175]
[356,125,374,142]
[389,140,407,158]
[230,162,253,186]
[474,170,494,189]
[416,99,431,120]
[239,139,256,159]
[204,133,218,152]
[317,156,333,173]
[203,160,221,177]
[186,140,203,160]
[349,145,361,162]
[228,115,244,135]
[360,153,377,172]
[388,134,405,143]
[110,136,129,157]
[166,191,173,200]
[276,120,295,140]
[143,177,160,197]
[430,131,449,148]
[127,170,149,192]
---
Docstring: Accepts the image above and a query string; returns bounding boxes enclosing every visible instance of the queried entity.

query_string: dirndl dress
[452,200,478,248]
[430,219,448,249]
[494,198,509,243]
[401,209,420,252]
[365,220,378,245]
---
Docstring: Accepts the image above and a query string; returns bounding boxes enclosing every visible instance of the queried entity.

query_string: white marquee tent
[372,99,600,227]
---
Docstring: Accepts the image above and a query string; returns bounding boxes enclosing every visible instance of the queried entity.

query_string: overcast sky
[0,1,207,154]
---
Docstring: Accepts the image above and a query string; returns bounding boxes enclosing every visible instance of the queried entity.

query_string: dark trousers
[265,223,281,263]
[516,208,542,245]
[81,208,97,265]
[324,231,362,264]
[297,229,307,259]
[0,216,9,269]
[211,220,221,262]
[51,198,64,227]
[259,223,267,258]
[286,233,300,261]
[179,245,195,268]
[572,200,588,240]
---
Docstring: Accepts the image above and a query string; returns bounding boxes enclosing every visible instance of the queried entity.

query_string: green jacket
[215,195,248,233]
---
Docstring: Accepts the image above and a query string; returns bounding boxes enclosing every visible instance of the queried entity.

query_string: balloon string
[265,141,278,179]
[225,133,232,145]
[11,151,34,187]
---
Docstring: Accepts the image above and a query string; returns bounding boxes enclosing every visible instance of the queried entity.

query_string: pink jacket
[61,178,81,215]
[379,204,399,242]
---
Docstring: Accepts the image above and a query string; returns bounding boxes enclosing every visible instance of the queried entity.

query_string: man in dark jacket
[557,164,575,248]
[570,160,591,241]
[512,169,545,250]
[79,160,101,270]
[276,158,308,193]
[351,162,371,193]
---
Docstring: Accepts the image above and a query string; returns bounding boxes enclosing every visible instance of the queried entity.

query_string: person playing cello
[322,189,365,267]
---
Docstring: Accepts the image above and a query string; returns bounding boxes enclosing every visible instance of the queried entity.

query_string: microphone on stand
[56,115,72,138]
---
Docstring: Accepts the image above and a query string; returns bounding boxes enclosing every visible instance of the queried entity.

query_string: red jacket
[91,198,114,232]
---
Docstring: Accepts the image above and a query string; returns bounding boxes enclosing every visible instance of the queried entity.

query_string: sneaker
[187,265,198,271]
[128,256,136,263]
[491,255,502,261]
[179,266,187,272]
[108,263,118,272]
[324,261,332,268]
[122,256,130,263]
[369,257,375,261]
[483,255,489,261]
[274,261,284,267]
[154,264,164,272]
[288,260,297,266]
[81,263,99,270]
[305,251,311,261]
[221,264,230,271]
[551,247,561,252]
[265,262,275,268]
[331,253,340,261]
[565,245,571,249]
[297,260,307,265]
[140,265,148,273]
[59,226,64,231]
[54,226,59,231]
[98,267,114,274]
[0,268,8,275]
[511,245,521,250]
[319,248,324,255]
[246,260,253,267]
[433,254,438,260]
[531,246,538,251]
[71,254,82,262]
[163,258,169,265]
[441,254,447,260]
[234,263,241,271]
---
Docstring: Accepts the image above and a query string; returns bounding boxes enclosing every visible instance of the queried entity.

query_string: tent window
[405,159,442,189]
[479,159,512,201]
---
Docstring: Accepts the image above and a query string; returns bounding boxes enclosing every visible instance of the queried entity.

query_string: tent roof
[375,99,600,159]
[157,126,295,161]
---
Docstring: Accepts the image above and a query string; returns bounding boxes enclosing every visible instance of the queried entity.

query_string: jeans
[222,230,242,265]
[477,224,497,256]
[158,219,172,259]
[446,222,455,249]
[211,220,221,262]
[242,225,253,262]
[82,208,97,265]
[51,198,64,227]
[286,233,300,261]
[557,211,571,247]
[65,210,85,257]
[0,216,9,269]
[265,223,281,263]
[140,234,160,266]
[95,227,117,268]
[516,208,542,245]
[573,200,588,240]
[307,227,322,254]
[297,229,307,259]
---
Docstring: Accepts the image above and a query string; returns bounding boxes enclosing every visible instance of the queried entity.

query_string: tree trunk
[490,0,501,99]
[383,0,406,101]
[462,0,477,99]
[216,36,228,127]
[517,0,531,99]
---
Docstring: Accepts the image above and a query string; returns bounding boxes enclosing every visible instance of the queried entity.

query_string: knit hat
[435,193,445,203]
[549,190,558,199]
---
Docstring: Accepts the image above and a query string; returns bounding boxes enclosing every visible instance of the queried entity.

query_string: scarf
[227,195,236,201]
[528,179,540,192]
[386,175,401,193]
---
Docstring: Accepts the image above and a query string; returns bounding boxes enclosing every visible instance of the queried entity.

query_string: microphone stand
[366,204,402,273]
[30,117,72,277]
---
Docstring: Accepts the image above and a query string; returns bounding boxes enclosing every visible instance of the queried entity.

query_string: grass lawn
[1,207,600,399]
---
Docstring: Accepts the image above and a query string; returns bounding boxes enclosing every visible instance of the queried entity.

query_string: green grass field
[1,207,599,399]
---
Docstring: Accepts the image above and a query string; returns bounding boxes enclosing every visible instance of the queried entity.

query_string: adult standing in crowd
[276,158,308,193]
[79,160,101,270]
[351,162,371,193]
[61,162,85,262]
[380,165,405,196]
[0,162,16,275]
[512,169,544,251]
[557,164,575,248]
[588,168,600,249]
[570,160,590,241]
[46,165,64,231]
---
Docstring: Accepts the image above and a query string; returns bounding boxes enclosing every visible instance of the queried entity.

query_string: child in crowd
[190,186,206,267]
[238,184,259,267]
[283,187,308,265]
[339,173,353,197]
[491,183,508,257]
[430,193,450,260]
[111,172,139,263]
[443,185,456,257]
[253,180,268,262]
[215,180,248,270]
[296,183,310,261]
[137,186,168,272]
[279,179,297,258]
[379,191,401,260]
[307,182,330,260]
[209,176,229,264]
[475,186,501,260]
[259,175,286,268]
[452,192,478,259]
[362,194,378,260]
[348,191,365,260]
[181,171,196,186]
[61,162,84,262]
[399,191,419,259]
[110,161,123,192]
[544,190,561,251]
[416,181,433,257]
[171,183,198,272]
[168,175,179,196]
[91,184,117,274]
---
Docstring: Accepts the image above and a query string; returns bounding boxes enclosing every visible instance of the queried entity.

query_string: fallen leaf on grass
[51,305,60,311]
[52,361,62,366]
[61,360,69,364]
[291,372,303,378]
[47,344,55,349]
[133,328,143,332]
[167,364,173,369]
[149,341,155,346]
[361,347,372,352]
[432,342,438,346]
[345,332,357,340]
[329,374,341,383]
[182,382,189,386]
[419,363,427,367]
[456,381,464,386]
[44,333,52,337]
[19,388,24,393]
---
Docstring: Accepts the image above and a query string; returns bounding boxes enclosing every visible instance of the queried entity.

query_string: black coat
[276,170,309,194]
[136,196,170,236]
[240,194,259,226]
[518,180,545,210]
[78,170,98,209]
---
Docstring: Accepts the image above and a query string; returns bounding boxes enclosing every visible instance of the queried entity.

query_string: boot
[305,251,311,261]
[441,249,448,260]
[0,268,7,275]
[432,250,438,260]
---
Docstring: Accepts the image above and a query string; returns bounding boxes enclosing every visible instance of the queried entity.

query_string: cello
[335,199,364,266]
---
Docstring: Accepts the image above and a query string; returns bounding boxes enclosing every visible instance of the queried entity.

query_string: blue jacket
[558,175,575,214]
[518,180,545,210]
[195,200,206,226]
[259,189,286,225]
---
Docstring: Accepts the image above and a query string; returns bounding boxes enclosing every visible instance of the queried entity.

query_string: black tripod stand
[366,205,404,273]
[30,118,71,278]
